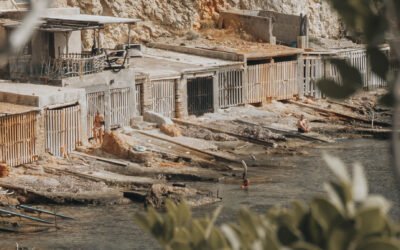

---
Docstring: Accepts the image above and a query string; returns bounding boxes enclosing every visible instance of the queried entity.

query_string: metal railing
[41,53,106,80]
[9,53,106,81]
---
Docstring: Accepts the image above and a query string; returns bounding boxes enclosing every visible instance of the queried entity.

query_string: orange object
[241,179,250,189]
[159,162,186,168]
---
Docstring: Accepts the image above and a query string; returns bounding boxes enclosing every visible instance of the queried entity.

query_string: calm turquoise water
[1,139,399,250]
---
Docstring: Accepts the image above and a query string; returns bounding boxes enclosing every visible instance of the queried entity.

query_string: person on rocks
[93,110,105,145]
[241,160,250,190]
[297,114,310,133]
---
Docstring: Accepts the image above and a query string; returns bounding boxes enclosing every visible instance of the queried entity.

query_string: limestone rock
[52,0,344,48]
[0,163,10,178]
[143,111,173,126]
[160,124,182,137]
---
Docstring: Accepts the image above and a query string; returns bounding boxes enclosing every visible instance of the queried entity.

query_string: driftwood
[71,152,129,167]
[287,100,391,127]
[136,130,239,166]
[234,119,333,143]
[173,119,278,147]
[327,99,360,111]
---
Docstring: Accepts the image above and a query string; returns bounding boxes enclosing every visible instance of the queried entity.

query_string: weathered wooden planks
[135,83,143,116]
[302,56,324,98]
[45,105,82,157]
[110,87,132,128]
[246,61,299,103]
[150,79,177,118]
[0,112,37,167]
[86,91,106,139]
[218,67,245,108]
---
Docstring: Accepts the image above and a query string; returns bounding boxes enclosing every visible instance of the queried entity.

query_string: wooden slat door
[0,112,37,167]
[150,79,176,118]
[110,87,132,128]
[45,105,82,157]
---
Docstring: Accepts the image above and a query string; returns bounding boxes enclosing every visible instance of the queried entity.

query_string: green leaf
[323,154,351,184]
[317,59,363,99]
[329,181,353,210]
[310,198,344,235]
[317,79,357,99]
[356,207,387,236]
[368,47,389,80]
[221,225,240,250]
[205,206,223,239]
[355,238,400,250]
[277,225,301,245]
[379,92,395,107]
[361,195,392,215]
[291,241,323,250]
[352,163,369,202]
[327,222,356,250]
[176,200,192,226]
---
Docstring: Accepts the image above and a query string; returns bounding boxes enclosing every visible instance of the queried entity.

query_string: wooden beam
[287,100,391,127]
[71,151,129,166]
[234,119,334,143]
[136,130,240,165]
[173,119,277,147]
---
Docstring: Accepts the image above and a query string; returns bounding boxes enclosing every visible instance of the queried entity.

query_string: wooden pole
[127,24,131,67]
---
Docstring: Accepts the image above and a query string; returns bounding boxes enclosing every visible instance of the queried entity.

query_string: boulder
[160,124,182,137]
[0,163,10,178]
[101,132,130,159]
[143,111,174,126]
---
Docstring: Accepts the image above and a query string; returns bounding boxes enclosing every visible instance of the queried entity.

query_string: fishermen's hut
[0,7,140,138]
[302,39,391,98]
[149,39,303,106]
[0,82,86,160]
[133,46,244,118]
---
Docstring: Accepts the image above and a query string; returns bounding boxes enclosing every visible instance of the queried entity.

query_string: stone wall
[220,11,274,43]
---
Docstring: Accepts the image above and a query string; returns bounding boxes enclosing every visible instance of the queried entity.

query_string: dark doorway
[187,77,214,116]
[48,33,55,58]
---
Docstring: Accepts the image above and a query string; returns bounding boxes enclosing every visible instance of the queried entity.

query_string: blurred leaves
[316,0,398,104]
[317,59,363,99]
[136,155,400,250]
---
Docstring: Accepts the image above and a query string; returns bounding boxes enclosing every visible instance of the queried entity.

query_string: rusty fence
[218,68,245,108]
[45,105,82,157]
[151,79,177,118]
[0,112,37,167]
[86,91,106,139]
[187,76,214,116]
[110,87,133,128]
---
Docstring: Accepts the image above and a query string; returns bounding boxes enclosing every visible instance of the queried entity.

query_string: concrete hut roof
[0,102,39,117]
[133,46,244,80]
[151,29,303,61]
[303,38,387,56]
[142,47,243,68]
[0,82,85,108]
[1,8,140,31]
[132,57,204,80]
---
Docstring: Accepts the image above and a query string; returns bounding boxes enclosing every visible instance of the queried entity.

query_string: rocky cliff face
[52,0,343,48]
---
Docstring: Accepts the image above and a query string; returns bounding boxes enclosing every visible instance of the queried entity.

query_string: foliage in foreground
[317,0,399,105]
[135,155,400,250]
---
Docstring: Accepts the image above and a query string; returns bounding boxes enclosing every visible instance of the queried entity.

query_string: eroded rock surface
[51,0,343,48]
